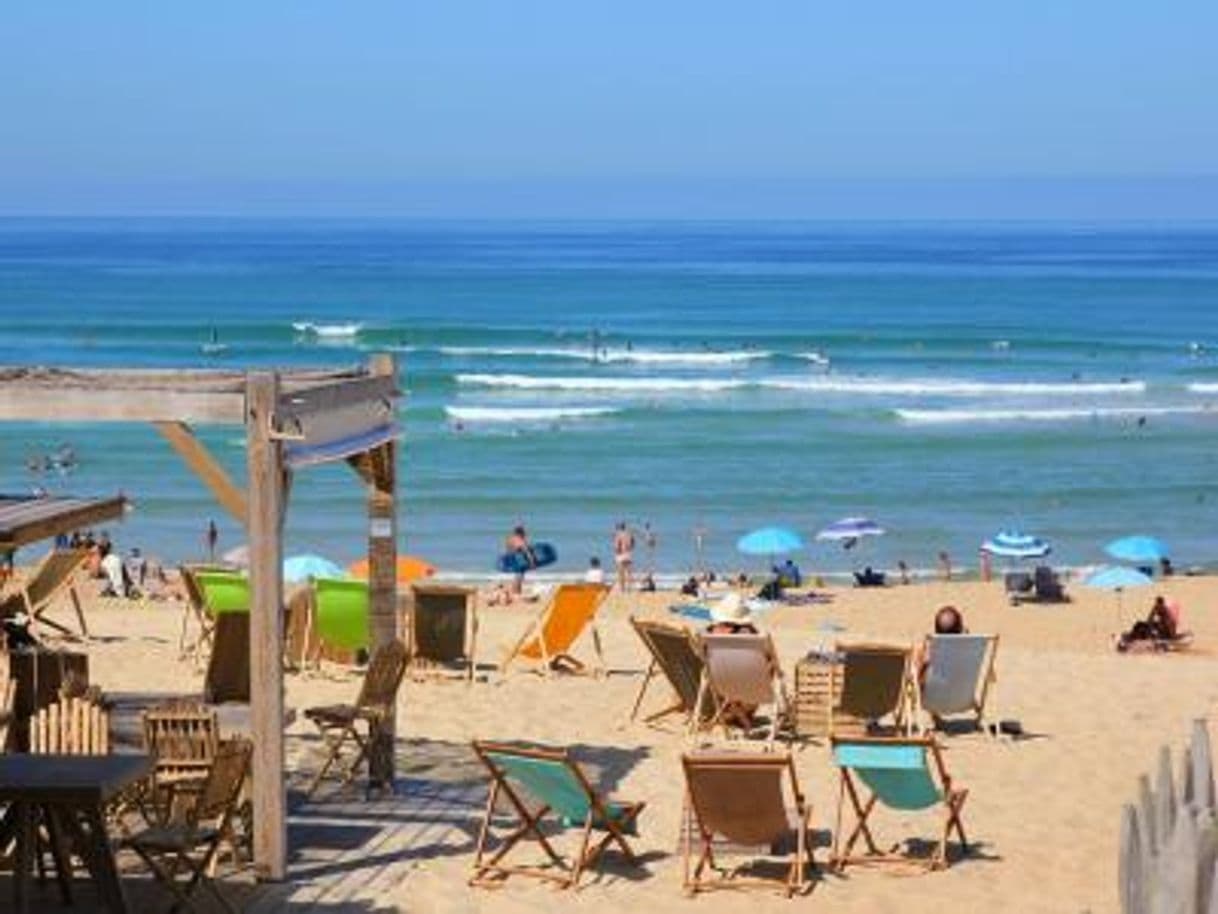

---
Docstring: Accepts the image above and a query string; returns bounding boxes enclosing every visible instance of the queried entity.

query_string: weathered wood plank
[153,421,249,525]
[247,372,287,881]
[0,386,246,423]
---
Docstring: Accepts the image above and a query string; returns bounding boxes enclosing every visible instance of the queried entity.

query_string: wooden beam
[246,372,287,881]
[364,353,399,789]
[0,387,245,424]
[153,422,249,526]
[0,496,128,552]
[277,374,398,423]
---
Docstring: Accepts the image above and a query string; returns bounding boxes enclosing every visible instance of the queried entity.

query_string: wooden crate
[792,657,866,739]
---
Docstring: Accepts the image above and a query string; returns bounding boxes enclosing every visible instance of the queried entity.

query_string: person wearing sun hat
[706,590,759,635]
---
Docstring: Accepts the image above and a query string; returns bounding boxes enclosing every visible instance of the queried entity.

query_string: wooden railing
[1119,719,1217,912]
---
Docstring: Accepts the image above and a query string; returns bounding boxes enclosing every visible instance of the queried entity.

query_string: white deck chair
[921,634,999,736]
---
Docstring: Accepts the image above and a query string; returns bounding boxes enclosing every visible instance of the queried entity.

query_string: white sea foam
[1187,382,1218,393]
[897,405,1212,425]
[455,373,747,392]
[763,376,1146,396]
[440,346,767,365]
[444,405,619,423]
[798,351,831,366]
[292,321,363,338]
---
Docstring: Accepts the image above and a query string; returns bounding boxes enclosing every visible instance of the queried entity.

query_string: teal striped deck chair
[470,741,645,889]
[830,736,969,871]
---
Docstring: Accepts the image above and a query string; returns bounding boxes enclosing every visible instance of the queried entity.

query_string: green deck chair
[470,741,645,889]
[195,571,251,703]
[310,577,369,656]
[830,736,969,871]
[194,570,250,615]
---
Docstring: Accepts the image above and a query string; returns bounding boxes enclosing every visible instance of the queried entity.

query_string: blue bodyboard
[497,542,557,574]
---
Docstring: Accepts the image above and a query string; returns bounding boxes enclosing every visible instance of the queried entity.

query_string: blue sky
[3,1,1217,217]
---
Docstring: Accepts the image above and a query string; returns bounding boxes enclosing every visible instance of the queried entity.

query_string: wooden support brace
[153,421,249,526]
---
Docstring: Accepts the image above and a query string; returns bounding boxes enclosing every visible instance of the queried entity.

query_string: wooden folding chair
[126,739,252,913]
[141,703,220,823]
[303,639,408,797]
[696,633,792,745]
[830,736,969,872]
[830,643,916,737]
[501,583,609,678]
[0,673,14,752]
[470,740,644,889]
[0,548,87,639]
[177,565,226,666]
[628,616,707,727]
[920,633,1000,736]
[682,750,814,896]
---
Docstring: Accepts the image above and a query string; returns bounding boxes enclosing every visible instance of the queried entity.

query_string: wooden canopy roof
[0,493,128,551]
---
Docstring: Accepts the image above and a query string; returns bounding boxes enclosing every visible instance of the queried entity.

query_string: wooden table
[0,753,152,913]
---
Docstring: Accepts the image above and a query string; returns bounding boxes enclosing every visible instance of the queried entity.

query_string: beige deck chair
[407,583,478,681]
[127,738,252,914]
[831,643,915,737]
[501,583,610,677]
[0,548,88,638]
[203,613,249,704]
[628,617,707,727]
[176,565,226,665]
[682,751,814,896]
[696,633,792,745]
[303,639,409,797]
[921,634,999,736]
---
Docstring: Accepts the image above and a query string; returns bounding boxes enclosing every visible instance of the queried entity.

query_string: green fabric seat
[313,577,369,653]
[195,571,250,615]
[484,751,635,832]
[833,742,942,811]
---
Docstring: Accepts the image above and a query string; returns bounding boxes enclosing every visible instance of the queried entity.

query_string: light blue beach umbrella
[737,526,805,556]
[1085,565,1153,627]
[283,554,346,583]
[1104,536,1169,565]
[982,531,1051,560]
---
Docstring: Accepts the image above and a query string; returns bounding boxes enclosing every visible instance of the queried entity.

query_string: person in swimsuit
[505,525,535,598]
[613,522,635,591]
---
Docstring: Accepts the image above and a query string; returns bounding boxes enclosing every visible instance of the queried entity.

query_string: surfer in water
[505,525,536,597]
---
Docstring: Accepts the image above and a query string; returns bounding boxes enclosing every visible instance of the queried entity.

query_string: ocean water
[1,218,1217,577]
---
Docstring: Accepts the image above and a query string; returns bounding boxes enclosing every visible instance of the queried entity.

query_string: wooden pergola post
[246,372,287,880]
[362,353,398,789]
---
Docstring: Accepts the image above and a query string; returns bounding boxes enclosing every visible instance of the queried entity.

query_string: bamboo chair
[501,583,610,678]
[30,689,110,754]
[0,548,88,638]
[920,634,999,736]
[407,583,478,681]
[628,616,707,727]
[470,740,645,889]
[830,736,969,872]
[142,703,220,823]
[696,633,792,746]
[303,639,409,797]
[0,674,14,752]
[126,738,253,914]
[681,750,814,896]
[830,643,916,737]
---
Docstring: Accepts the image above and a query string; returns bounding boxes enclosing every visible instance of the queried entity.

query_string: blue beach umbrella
[737,526,805,556]
[982,531,1051,560]
[1084,566,1153,591]
[283,554,346,583]
[1105,536,1169,565]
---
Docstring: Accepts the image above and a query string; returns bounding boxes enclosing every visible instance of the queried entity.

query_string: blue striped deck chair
[470,741,645,889]
[830,736,969,871]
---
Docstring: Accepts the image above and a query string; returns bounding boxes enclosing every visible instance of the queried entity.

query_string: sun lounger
[311,577,370,656]
[697,633,791,745]
[195,571,251,703]
[501,583,610,677]
[407,583,478,681]
[921,634,999,735]
[681,750,814,896]
[628,617,707,727]
[177,564,229,665]
[1004,571,1033,604]
[1032,565,1068,603]
[0,548,88,638]
[831,643,915,736]
[831,736,969,871]
[470,740,644,889]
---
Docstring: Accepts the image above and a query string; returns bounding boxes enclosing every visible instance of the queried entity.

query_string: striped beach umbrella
[816,516,885,546]
[982,531,1051,560]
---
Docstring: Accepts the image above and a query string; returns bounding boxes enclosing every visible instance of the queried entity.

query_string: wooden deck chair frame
[407,583,479,682]
[681,751,814,897]
[628,616,707,727]
[0,548,88,639]
[469,740,644,889]
[500,583,610,678]
[695,633,792,746]
[830,736,969,872]
[918,633,1000,737]
[177,564,226,666]
[127,738,252,914]
[304,639,409,797]
[830,642,918,738]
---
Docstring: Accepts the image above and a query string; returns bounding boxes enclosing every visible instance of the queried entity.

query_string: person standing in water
[613,522,635,591]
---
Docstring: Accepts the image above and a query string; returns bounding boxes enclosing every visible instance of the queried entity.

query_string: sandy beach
[36,570,1214,912]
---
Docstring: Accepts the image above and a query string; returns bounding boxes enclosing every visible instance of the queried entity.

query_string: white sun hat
[709,590,752,624]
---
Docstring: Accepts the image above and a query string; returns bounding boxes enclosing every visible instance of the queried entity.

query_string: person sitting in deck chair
[1118,595,1184,651]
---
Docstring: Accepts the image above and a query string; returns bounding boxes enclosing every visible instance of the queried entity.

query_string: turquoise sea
[1,219,1216,578]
